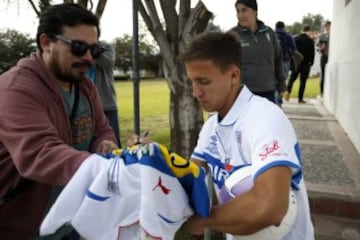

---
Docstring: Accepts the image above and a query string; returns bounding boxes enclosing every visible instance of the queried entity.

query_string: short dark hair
[36,3,100,51]
[235,0,258,11]
[302,24,311,32]
[275,21,285,30]
[179,31,242,72]
[324,20,331,26]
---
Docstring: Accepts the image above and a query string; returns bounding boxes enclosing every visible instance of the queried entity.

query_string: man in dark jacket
[231,0,285,104]
[317,20,331,97]
[275,21,296,107]
[275,21,296,80]
[284,25,315,104]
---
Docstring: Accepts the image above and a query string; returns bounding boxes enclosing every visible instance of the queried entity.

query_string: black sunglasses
[53,35,105,59]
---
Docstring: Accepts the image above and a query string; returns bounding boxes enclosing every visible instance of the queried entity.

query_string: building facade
[325,0,360,153]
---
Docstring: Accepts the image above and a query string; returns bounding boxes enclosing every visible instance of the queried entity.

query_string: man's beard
[49,54,91,83]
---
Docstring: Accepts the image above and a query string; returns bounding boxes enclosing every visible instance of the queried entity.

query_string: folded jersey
[40,151,141,240]
[138,143,210,240]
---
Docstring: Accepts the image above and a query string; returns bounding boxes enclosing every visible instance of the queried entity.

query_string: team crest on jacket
[235,130,242,143]
[205,135,220,155]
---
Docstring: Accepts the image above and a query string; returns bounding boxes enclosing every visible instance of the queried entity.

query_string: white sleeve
[247,111,302,188]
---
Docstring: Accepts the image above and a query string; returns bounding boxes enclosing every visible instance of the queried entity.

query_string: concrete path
[283,98,360,240]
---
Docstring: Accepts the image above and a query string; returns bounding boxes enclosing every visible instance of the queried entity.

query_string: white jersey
[40,144,210,240]
[191,86,314,240]
[139,143,210,240]
[40,152,141,240]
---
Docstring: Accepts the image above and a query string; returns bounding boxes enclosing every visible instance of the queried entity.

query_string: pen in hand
[141,131,149,138]
[136,131,149,144]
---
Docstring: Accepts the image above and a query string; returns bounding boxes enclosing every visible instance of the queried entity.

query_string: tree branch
[77,0,88,9]
[95,0,107,18]
[138,1,155,37]
[27,0,40,17]
[139,0,179,93]
[178,0,190,36]
[182,1,212,47]
[159,0,178,45]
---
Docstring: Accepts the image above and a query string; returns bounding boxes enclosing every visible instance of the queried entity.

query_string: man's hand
[187,214,207,236]
[279,91,286,98]
[126,131,151,147]
[96,140,118,154]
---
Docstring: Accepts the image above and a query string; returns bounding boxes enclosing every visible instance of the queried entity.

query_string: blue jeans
[283,60,291,80]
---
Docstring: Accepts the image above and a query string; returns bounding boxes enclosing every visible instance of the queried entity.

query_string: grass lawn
[115,77,321,146]
[286,76,321,99]
[115,79,170,145]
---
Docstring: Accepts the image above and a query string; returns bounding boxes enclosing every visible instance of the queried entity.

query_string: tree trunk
[139,0,212,157]
[166,69,204,158]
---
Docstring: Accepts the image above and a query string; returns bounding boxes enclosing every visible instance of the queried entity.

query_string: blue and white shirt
[191,85,314,239]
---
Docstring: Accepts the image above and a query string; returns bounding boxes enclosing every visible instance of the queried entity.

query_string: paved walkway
[283,98,360,240]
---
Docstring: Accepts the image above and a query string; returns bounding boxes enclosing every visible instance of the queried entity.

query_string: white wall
[324,0,360,153]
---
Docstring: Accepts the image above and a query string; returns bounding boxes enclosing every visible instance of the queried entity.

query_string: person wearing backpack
[274,21,297,107]
[275,21,297,81]
[284,25,315,104]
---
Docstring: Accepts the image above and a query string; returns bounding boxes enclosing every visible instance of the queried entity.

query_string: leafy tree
[139,0,213,157]
[302,13,324,31]
[287,22,303,35]
[113,35,133,74]
[0,29,36,74]
[287,13,325,35]
[113,33,161,76]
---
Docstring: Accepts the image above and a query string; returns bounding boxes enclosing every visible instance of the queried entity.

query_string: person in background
[230,0,285,104]
[275,21,297,83]
[285,25,315,104]
[0,3,117,239]
[316,20,331,97]
[275,21,297,107]
[92,41,122,147]
[179,31,314,239]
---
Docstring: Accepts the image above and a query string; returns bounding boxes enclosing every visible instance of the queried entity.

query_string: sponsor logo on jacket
[259,140,280,160]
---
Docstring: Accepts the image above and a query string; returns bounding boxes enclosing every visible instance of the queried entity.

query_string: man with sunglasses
[0,3,118,239]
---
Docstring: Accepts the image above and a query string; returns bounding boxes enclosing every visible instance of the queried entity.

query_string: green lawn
[115,77,321,145]
[286,76,321,98]
[115,79,170,145]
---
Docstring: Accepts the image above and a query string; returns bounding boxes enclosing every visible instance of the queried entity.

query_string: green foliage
[286,22,303,35]
[287,13,325,35]
[302,13,324,31]
[0,29,36,74]
[113,35,133,73]
[112,34,161,77]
